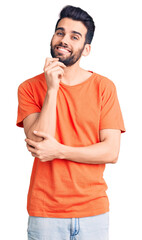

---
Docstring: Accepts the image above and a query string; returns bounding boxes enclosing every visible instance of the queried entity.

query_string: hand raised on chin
[44,57,66,91]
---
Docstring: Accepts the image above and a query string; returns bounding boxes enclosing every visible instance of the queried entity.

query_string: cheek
[50,35,56,46]
[51,34,62,44]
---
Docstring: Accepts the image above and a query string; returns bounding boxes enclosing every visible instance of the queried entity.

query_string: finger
[26,142,38,155]
[51,61,66,68]
[46,66,64,77]
[25,138,38,148]
[44,61,66,71]
[44,58,59,67]
[45,67,64,80]
[33,131,53,140]
[31,153,38,158]
[45,57,59,64]
[33,130,49,139]
[44,58,59,71]
[28,146,37,154]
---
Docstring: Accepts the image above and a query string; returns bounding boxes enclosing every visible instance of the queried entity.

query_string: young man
[17,5,125,240]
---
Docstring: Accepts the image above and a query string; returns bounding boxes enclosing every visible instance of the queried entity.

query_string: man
[17,5,125,240]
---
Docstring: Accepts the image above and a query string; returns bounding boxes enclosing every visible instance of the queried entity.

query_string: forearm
[27,89,58,141]
[25,129,120,163]
[24,58,66,142]
[59,141,118,164]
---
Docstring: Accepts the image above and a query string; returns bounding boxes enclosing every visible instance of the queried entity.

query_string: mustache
[55,43,68,48]
[54,43,72,52]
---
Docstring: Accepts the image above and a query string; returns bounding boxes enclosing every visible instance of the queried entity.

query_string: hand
[44,58,66,91]
[25,131,62,162]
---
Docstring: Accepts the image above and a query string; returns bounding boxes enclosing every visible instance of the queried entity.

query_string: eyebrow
[72,31,82,37]
[56,27,82,37]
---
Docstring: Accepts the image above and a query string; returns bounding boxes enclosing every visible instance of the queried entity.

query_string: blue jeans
[28,212,109,240]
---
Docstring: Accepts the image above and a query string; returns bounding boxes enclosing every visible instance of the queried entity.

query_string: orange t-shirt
[17,72,125,218]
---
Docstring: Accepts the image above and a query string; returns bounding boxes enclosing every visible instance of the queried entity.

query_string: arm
[60,129,121,164]
[23,58,66,142]
[25,129,121,164]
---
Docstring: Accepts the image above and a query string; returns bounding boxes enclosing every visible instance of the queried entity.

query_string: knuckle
[36,143,40,149]
[40,157,45,162]
[45,58,49,64]
[44,67,48,74]
[36,150,40,156]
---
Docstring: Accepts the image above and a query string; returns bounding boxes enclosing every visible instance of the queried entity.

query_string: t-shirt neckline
[59,72,95,88]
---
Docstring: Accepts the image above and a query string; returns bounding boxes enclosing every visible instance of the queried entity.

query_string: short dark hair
[55,5,95,44]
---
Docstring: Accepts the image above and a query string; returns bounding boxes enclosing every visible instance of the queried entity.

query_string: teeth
[57,47,70,53]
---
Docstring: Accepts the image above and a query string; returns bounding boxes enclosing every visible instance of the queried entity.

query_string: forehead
[56,18,87,36]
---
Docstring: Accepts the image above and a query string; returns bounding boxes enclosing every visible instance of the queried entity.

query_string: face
[50,18,88,66]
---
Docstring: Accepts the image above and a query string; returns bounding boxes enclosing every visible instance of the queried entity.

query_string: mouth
[55,46,71,54]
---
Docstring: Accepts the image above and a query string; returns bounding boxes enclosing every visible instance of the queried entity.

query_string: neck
[61,61,84,85]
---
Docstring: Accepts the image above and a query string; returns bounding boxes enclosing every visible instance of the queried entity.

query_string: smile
[56,46,71,54]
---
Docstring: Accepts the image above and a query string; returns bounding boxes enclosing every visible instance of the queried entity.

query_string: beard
[50,42,85,67]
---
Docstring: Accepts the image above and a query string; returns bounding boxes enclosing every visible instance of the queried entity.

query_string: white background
[0,0,142,239]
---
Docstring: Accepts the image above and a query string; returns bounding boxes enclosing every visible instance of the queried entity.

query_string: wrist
[47,88,58,95]
[57,143,68,160]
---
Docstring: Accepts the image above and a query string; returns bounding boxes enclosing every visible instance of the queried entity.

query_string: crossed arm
[24,104,121,165]
[25,128,121,164]
[23,92,121,165]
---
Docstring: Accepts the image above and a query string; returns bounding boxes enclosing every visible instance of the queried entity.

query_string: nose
[60,34,69,45]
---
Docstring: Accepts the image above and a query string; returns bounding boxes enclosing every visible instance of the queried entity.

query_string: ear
[82,44,91,57]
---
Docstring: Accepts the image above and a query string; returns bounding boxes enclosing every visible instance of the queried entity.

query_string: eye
[71,35,79,40]
[56,32,64,36]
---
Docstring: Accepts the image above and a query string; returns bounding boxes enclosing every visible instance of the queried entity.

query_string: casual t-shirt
[16,72,125,218]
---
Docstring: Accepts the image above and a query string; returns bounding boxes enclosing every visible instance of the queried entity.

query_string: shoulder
[93,72,115,87]
[18,72,45,92]
[90,72,116,94]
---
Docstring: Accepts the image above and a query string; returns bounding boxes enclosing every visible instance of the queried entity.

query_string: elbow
[106,150,119,164]
[111,156,118,164]
[26,128,43,142]
[105,141,120,164]
[111,147,120,163]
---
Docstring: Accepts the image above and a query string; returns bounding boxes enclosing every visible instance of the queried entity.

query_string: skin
[24,18,121,164]
[50,24,87,67]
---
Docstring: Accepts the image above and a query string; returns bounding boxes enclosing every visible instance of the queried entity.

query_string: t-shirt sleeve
[16,82,41,128]
[99,79,125,133]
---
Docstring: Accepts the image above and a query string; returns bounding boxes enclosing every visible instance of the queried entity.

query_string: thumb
[33,130,50,139]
